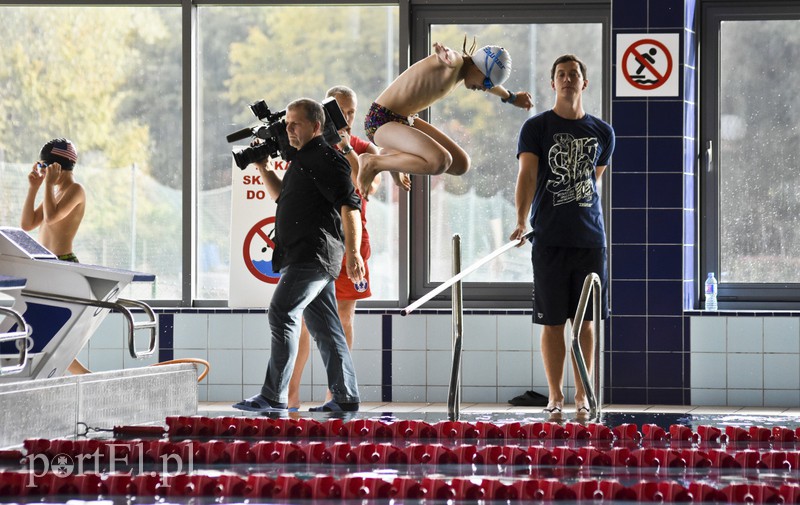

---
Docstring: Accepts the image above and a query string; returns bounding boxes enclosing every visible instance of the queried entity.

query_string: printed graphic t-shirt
[517,109,615,248]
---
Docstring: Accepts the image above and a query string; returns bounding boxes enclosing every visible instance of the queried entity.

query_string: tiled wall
[690,316,800,407]
[81,310,590,404]
[82,309,800,407]
[607,0,697,405]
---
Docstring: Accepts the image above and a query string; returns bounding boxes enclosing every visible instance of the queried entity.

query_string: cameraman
[233,98,364,413]
[286,85,395,411]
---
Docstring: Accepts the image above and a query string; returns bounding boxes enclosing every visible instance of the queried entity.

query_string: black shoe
[508,390,548,407]
[308,400,360,412]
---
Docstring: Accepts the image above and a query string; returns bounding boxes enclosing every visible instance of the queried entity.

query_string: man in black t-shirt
[233,98,364,413]
[510,54,615,416]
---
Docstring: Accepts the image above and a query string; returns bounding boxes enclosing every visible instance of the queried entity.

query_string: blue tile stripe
[158,313,174,362]
[381,314,392,402]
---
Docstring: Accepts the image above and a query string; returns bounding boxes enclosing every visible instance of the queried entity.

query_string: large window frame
[0,0,611,308]
[700,0,800,310]
[409,1,611,308]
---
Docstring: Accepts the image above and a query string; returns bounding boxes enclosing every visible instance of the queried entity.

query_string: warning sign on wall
[228,156,288,307]
[616,33,680,97]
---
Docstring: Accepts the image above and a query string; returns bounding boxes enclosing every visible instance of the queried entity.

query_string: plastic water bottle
[704,272,718,311]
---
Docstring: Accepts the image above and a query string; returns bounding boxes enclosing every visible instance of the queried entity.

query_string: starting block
[0,227,158,381]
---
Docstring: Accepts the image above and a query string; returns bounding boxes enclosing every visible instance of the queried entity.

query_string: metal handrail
[0,307,30,376]
[21,290,158,359]
[447,234,463,421]
[570,273,603,417]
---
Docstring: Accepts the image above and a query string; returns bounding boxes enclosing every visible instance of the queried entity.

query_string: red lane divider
[19,436,800,473]
[613,423,642,442]
[564,422,591,440]
[339,419,393,439]
[474,445,531,466]
[627,448,687,469]
[697,424,723,443]
[689,481,727,502]
[577,446,612,467]
[722,483,783,504]
[630,480,693,502]
[403,443,458,465]
[250,441,304,464]
[669,424,698,444]
[161,416,634,442]
[450,477,485,501]
[642,424,669,442]
[773,426,798,444]
[512,478,577,501]
[586,422,615,441]
[572,479,636,501]
[7,470,800,502]
[391,420,436,440]
[66,417,792,454]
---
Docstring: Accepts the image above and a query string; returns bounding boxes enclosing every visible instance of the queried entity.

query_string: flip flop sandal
[542,402,563,414]
[232,394,287,413]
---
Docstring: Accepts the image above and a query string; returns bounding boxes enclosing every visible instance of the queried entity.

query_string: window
[411,5,609,305]
[0,1,611,307]
[700,1,800,308]
[196,4,401,302]
[0,5,182,300]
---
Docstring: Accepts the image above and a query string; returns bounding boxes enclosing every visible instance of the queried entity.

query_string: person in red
[286,86,406,411]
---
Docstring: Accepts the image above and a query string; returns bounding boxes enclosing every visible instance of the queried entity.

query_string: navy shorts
[531,245,609,326]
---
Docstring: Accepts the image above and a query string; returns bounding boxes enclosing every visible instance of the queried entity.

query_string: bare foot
[68,359,91,375]
[357,153,380,199]
[391,172,412,191]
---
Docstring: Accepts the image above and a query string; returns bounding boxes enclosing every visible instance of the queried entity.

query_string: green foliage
[0,7,172,171]
[0,6,183,298]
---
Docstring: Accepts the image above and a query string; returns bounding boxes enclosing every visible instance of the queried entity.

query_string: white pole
[401,231,532,316]
[130,163,137,270]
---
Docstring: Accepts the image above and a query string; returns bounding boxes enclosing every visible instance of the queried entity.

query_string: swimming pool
[2,405,798,503]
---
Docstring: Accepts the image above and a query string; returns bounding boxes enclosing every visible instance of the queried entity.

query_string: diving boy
[357,39,533,197]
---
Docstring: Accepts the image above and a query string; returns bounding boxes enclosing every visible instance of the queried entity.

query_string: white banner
[228,156,288,307]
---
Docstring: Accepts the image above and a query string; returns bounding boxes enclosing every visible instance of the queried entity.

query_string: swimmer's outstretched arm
[490,87,534,110]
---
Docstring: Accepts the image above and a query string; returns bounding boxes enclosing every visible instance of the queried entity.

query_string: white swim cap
[471,45,512,87]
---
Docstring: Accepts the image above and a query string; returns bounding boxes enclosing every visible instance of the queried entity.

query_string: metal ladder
[446,234,603,420]
[0,306,30,376]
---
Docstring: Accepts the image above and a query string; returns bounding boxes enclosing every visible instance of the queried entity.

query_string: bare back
[375,52,466,115]
[38,182,86,256]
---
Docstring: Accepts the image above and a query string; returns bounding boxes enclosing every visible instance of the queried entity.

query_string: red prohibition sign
[622,38,673,90]
[243,216,281,284]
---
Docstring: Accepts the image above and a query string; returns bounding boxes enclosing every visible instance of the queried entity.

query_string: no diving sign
[616,33,679,97]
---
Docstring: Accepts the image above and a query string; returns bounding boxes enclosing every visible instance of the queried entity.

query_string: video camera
[226,97,348,169]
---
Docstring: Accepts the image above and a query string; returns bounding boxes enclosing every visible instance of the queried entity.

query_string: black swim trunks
[531,246,608,326]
